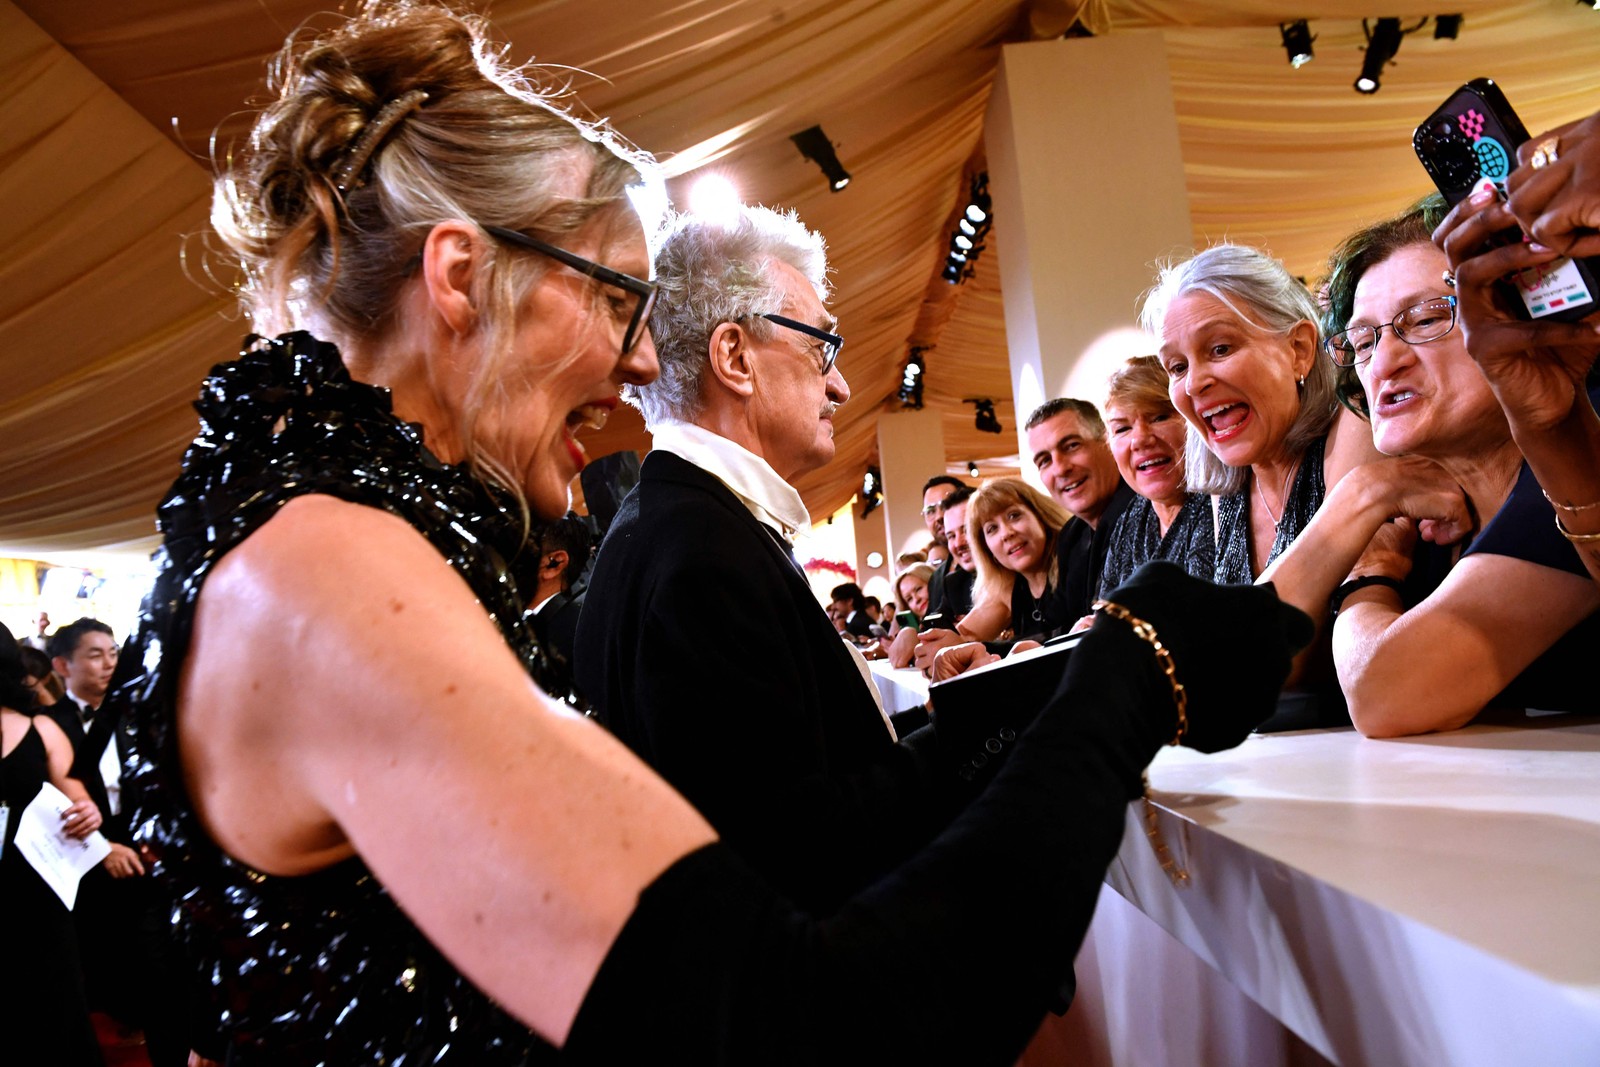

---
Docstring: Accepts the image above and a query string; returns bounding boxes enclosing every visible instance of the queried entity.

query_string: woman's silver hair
[630,205,828,428]
[1139,243,1337,496]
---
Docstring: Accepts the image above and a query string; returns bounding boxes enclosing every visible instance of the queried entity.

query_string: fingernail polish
[1529,242,1552,254]
[1469,187,1494,206]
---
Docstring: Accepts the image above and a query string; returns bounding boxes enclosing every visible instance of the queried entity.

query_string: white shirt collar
[649,421,812,542]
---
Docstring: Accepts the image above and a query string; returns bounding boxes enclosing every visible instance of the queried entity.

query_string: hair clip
[332,90,429,195]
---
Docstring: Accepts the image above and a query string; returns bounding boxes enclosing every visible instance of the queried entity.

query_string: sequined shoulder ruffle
[111,332,564,1064]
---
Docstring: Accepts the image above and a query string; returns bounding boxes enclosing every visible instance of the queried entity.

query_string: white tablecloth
[866,659,929,715]
[1049,717,1600,1067]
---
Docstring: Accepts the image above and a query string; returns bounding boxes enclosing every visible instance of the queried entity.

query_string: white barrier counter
[1097,716,1600,1066]
[866,659,929,716]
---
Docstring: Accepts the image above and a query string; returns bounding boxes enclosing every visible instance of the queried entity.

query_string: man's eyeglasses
[1325,295,1458,368]
[482,225,658,355]
[758,313,843,376]
[921,497,952,518]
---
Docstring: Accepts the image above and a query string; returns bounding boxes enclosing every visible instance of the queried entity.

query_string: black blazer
[925,557,974,620]
[575,451,949,913]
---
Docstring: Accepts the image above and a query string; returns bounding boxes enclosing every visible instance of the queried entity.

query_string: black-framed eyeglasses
[482,225,658,355]
[758,312,843,375]
[1325,295,1458,368]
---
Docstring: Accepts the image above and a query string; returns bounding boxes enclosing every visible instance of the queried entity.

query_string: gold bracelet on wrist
[1555,513,1600,543]
[1542,487,1600,514]
[1092,599,1188,746]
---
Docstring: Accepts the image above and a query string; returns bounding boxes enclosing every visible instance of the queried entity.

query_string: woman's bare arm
[955,597,1009,642]
[1333,553,1598,737]
[178,495,716,1045]
[1258,455,1472,685]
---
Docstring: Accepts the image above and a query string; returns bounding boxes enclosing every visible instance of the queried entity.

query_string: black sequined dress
[109,332,569,1064]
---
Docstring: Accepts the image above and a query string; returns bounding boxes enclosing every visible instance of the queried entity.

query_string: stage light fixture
[790,125,852,192]
[1433,14,1462,38]
[1279,21,1315,68]
[967,398,1002,435]
[967,461,980,478]
[1355,18,1402,94]
[942,172,993,285]
[860,466,883,518]
[899,347,927,408]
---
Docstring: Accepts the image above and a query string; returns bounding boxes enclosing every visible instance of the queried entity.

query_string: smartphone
[919,612,950,633]
[895,611,918,630]
[1414,78,1599,322]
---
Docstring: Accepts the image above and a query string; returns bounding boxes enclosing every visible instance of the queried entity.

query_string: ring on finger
[1530,136,1560,170]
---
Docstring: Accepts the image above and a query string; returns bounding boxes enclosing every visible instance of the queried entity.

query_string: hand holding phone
[1415,78,1599,322]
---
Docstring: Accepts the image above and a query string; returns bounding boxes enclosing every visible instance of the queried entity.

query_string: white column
[986,31,1193,488]
[875,407,950,561]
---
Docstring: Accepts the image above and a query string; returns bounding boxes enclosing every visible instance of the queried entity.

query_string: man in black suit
[576,206,970,914]
[523,511,592,674]
[49,618,188,1065]
[1024,398,1138,621]
[47,618,139,874]
[829,581,875,640]
[901,484,980,671]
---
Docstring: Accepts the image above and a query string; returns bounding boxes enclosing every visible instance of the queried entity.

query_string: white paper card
[16,782,111,909]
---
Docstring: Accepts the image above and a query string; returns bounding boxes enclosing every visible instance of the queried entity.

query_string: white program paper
[16,782,111,909]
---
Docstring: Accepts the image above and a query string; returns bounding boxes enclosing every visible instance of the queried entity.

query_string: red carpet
[91,1013,154,1067]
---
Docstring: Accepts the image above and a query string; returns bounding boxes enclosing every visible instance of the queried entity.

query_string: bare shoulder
[182,494,504,873]
[214,494,464,599]
[31,712,71,756]
[1322,407,1381,488]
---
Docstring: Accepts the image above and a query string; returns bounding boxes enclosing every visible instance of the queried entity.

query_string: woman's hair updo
[210,0,661,503]
[214,0,655,339]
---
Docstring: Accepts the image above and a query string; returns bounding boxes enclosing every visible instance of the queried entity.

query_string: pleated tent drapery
[3,0,1598,561]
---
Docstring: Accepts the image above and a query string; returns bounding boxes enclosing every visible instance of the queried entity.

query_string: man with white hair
[576,206,965,914]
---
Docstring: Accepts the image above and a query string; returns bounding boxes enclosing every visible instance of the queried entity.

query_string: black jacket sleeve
[567,564,1313,1065]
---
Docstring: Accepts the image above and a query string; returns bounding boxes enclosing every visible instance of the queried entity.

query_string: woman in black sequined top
[104,4,1316,1064]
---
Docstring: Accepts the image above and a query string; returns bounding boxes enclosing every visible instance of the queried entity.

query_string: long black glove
[566,564,1312,1065]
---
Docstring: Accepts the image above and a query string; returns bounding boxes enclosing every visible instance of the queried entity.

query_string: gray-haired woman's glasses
[1325,295,1458,368]
[482,225,658,355]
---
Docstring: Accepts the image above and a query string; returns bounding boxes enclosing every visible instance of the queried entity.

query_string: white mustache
[820,403,840,418]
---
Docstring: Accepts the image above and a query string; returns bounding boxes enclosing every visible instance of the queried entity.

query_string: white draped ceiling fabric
[3,0,1598,561]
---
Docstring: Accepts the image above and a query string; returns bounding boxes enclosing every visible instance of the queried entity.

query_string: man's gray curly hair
[628,205,829,428]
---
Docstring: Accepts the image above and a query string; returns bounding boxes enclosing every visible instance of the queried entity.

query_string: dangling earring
[1296,375,1306,390]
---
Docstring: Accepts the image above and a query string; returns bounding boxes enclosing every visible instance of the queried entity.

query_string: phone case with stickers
[1414,78,1599,322]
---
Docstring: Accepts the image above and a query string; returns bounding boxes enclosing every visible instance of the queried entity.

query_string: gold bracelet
[1555,513,1600,543]
[1141,772,1191,887]
[1092,599,1188,746]
[1542,487,1600,514]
